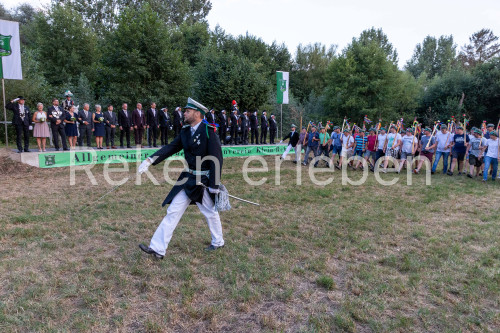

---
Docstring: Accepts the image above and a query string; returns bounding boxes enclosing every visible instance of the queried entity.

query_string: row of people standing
[220,109,277,145]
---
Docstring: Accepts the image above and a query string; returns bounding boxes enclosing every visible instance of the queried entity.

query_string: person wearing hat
[414,127,436,174]
[397,128,418,173]
[382,125,402,172]
[353,130,368,170]
[484,124,495,140]
[375,127,387,166]
[260,111,268,144]
[205,108,215,124]
[269,114,277,144]
[240,110,249,145]
[229,109,239,145]
[465,128,486,178]
[173,106,184,137]
[428,124,453,174]
[338,128,355,167]
[480,131,499,181]
[328,126,342,168]
[146,102,160,148]
[158,106,170,146]
[6,96,31,153]
[62,90,75,112]
[364,128,378,170]
[315,126,330,167]
[249,110,259,144]
[447,126,470,176]
[302,125,320,166]
[218,110,228,144]
[138,97,225,259]
[280,124,300,163]
[47,98,69,151]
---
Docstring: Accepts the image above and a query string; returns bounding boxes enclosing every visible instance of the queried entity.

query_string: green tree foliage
[324,28,418,124]
[406,35,456,79]
[291,43,337,104]
[100,4,190,107]
[170,21,210,67]
[193,45,269,111]
[22,3,98,88]
[458,29,500,69]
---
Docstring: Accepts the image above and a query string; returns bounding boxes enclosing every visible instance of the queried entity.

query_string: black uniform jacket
[150,122,223,206]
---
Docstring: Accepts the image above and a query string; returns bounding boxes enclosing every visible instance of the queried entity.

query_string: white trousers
[149,189,224,255]
[281,144,301,161]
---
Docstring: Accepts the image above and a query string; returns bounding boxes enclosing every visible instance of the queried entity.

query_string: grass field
[0,149,499,332]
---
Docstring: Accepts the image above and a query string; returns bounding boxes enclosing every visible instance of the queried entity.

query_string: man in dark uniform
[250,110,259,144]
[173,106,184,137]
[260,111,268,144]
[104,104,118,149]
[118,103,133,148]
[146,102,160,147]
[78,103,93,147]
[240,110,249,145]
[62,90,75,112]
[205,108,215,124]
[269,114,277,144]
[280,124,300,163]
[230,109,239,145]
[159,107,170,146]
[138,97,225,259]
[218,110,228,145]
[47,98,68,151]
[132,103,146,146]
[6,96,31,153]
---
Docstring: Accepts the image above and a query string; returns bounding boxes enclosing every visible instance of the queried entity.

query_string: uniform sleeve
[150,133,183,165]
[207,129,223,189]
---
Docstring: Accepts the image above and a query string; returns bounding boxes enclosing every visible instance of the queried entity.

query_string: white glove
[208,187,220,194]
[138,158,152,174]
[279,140,283,144]
[12,98,20,102]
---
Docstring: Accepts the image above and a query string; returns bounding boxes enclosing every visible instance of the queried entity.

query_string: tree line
[1,0,499,144]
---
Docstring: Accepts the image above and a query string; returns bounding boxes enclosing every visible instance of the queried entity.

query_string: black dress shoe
[138,244,164,259]
[24,149,30,152]
[63,148,70,151]
[204,244,224,252]
[17,150,22,153]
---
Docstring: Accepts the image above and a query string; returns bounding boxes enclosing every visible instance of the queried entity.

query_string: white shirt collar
[191,120,202,132]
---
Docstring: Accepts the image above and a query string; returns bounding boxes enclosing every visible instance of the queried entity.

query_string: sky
[3,0,500,67]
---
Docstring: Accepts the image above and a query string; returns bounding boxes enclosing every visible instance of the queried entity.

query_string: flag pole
[2,78,7,148]
[280,104,282,140]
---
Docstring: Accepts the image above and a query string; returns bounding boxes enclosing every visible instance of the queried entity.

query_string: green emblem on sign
[279,79,287,92]
[44,154,56,166]
[0,35,12,57]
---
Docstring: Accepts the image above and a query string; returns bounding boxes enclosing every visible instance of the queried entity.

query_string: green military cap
[490,131,498,136]
[184,97,208,115]
[456,126,464,130]
[474,129,482,134]
[487,123,495,128]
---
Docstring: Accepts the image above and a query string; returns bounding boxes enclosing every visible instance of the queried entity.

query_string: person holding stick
[302,125,320,166]
[338,128,355,167]
[466,128,485,178]
[382,125,402,172]
[447,126,469,176]
[430,124,453,174]
[138,97,224,259]
[480,131,499,182]
[414,127,436,174]
[397,128,418,173]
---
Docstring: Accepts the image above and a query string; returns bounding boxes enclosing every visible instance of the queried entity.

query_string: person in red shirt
[364,128,378,170]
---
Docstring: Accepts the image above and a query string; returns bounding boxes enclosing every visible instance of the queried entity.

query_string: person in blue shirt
[329,126,342,167]
[447,126,470,176]
[302,126,320,166]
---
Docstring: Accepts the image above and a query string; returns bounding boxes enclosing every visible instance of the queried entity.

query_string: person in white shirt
[428,124,453,174]
[382,125,402,171]
[397,128,418,173]
[375,127,387,165]
[338,128,355,167]
[480,131,499,182]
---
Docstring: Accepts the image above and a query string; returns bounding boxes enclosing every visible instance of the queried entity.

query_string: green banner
[38,145,295,168]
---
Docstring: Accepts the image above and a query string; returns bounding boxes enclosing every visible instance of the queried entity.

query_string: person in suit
[132,103,146,146]
[138,97,225,259]
[159,107,170,146]
[6,96,31,153]
[62,90,75,112]
[118,103,132,148]
[104,104,118,148]
[280,124,301,163]
[78,103,93,147]
[250,110,259,144]
[173,106,184,137]
[47,98,68,151]
[240,111,249,145]
[205,108,215,124]
[146,102,160,147]
[230,109,239,145]
[260,111,268,144]
[93,105,105,149]
[218,110,228,145]
[269,114,277,144]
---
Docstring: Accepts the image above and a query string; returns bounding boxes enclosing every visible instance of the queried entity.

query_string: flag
[276,71,289,104]
[0,19,22,80]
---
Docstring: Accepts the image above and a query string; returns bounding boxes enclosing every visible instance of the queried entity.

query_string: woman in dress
[32,102,50,152]
[93,104,105,149]
[64,105,78,149]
